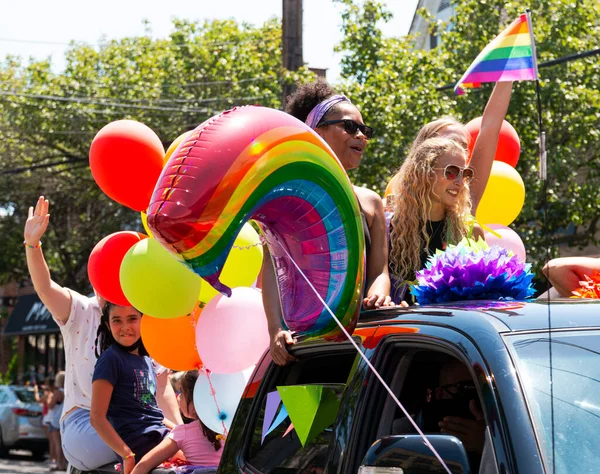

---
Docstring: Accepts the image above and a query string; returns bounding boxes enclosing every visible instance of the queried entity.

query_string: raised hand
[24,196,50,247]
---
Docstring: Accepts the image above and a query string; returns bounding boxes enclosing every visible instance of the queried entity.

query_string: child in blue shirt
[90,303,168,474]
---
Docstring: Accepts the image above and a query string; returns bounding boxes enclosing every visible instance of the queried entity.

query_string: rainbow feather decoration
[147,106,364,339]
[410,238,535,305]
[455,12,539,95]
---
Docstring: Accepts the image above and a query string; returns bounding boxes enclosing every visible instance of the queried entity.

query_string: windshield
[12,387,37,403]
[505,330,600,473]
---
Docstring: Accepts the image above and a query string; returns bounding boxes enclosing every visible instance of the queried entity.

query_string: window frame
[239,341,359,473]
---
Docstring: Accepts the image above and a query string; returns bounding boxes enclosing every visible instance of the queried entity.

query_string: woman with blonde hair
[388,82,513,303]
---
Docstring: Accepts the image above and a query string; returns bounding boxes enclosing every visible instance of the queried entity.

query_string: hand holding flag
[455,12,539,95]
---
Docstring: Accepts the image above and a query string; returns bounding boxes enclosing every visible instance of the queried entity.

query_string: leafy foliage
[335,0,600,273]
[0,18,313,290]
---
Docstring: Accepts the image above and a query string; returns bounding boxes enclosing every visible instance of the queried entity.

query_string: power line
[0,35,272,50]
[0,90,269,112]
[0,91,210,113]
[0,157,86,176]
[7,75,270,93]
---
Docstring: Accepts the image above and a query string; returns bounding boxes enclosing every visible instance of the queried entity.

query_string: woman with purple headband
[263,79,392,366]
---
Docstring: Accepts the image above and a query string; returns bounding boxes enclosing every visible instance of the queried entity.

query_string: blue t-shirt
[92,345,165,444]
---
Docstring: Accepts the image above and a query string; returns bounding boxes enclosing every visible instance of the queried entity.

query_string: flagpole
[526,9,546,181]
[527,8,556,474]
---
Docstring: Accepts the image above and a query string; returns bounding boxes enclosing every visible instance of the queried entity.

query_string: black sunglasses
[317,119,375,140]
[433,164,475,183]
[435,381,477,400]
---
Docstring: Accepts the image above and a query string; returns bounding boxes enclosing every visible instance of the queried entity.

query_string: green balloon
[199,223,263,303]
[120,238,201,318]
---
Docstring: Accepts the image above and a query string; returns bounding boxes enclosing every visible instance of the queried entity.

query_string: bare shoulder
[353,185,383,212]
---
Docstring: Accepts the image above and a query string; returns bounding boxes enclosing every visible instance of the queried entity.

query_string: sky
[0,0,419,83]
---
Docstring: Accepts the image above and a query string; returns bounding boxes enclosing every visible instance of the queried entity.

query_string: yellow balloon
[120,238,202,319]
[163,131,194,167]
[199,223,263,303]
[140,212,153,238]
[476,161,525,226]
[384,174,399,198]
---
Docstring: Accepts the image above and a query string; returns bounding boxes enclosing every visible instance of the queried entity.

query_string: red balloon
[90,120,165,211]
[88,231,147,305]
[464,117,521,168]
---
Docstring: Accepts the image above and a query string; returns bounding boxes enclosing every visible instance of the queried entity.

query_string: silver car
[0,385,48,459]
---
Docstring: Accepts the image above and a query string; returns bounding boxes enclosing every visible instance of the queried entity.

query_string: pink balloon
[195,287,269,374]
[484,224,526,262]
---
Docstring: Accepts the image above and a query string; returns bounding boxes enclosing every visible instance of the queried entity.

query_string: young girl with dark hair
[131,370,223,474]
[90,303,168,474]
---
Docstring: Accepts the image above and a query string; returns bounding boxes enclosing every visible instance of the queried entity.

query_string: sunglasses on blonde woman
[433,164,475,183]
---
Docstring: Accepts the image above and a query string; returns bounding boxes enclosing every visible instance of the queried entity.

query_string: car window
[246,350,357,473]
[377,350,487,473]
[12,387,37,403]
[505,329,600,473]
[0,389,9,404]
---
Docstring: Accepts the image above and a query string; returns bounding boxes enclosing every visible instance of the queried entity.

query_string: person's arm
[469,82,513,214]
[130,436,179,474]
[24,196,72,323]
[354,188,392,310]
[47,390,57,410]
[90,379,136,474]
[261,248,296,366]
[155,369,183,427]
[543,257,600,297]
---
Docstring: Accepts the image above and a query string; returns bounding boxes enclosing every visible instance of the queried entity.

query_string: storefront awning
[3,294,60,335]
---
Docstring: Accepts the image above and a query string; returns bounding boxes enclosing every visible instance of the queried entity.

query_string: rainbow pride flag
[455,12,539,95]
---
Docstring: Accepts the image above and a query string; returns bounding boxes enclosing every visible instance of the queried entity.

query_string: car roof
[358,299,600,334]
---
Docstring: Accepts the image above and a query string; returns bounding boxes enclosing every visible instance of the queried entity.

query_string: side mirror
[359,435,471,474]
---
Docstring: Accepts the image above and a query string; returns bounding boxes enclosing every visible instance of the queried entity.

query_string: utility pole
[282,0,303,108]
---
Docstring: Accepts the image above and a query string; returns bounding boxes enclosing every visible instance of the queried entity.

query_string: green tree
[0,18,313,290]
[335,0,600,274]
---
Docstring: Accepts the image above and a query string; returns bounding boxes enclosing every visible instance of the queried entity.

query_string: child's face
[108,306,142,346]
[177,391,197,419]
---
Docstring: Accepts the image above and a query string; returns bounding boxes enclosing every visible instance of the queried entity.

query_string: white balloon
[193,366,255,434]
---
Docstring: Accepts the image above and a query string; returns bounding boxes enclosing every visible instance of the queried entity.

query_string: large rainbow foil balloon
[147,106,364,339]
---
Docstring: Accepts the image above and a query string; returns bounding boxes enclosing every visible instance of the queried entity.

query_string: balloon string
[232,241,264,250]
[277,243,452,474]
[203,368,229,438]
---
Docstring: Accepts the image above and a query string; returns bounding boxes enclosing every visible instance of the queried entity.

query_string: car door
[340,323,544,474]
[218,342,358,474]
[0,387,15,447]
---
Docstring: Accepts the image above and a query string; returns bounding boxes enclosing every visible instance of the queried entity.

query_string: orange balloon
[141,306,202,371]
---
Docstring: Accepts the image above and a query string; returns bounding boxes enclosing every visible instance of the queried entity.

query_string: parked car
[218,299,600,473]
[0,385,47,458]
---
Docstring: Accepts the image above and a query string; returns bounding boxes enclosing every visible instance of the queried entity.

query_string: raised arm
[90,379,136,474]
[261,249,296,366]
[24,196,71,323]
[155,369,183,428]
[469,82,513,213]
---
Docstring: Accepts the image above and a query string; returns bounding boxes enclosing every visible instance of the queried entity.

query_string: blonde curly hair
[389,137,472,282]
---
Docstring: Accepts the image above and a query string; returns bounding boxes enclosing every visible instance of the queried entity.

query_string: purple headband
[305,94,350,129]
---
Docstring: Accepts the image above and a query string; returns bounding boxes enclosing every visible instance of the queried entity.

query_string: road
[0,450,53,474]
